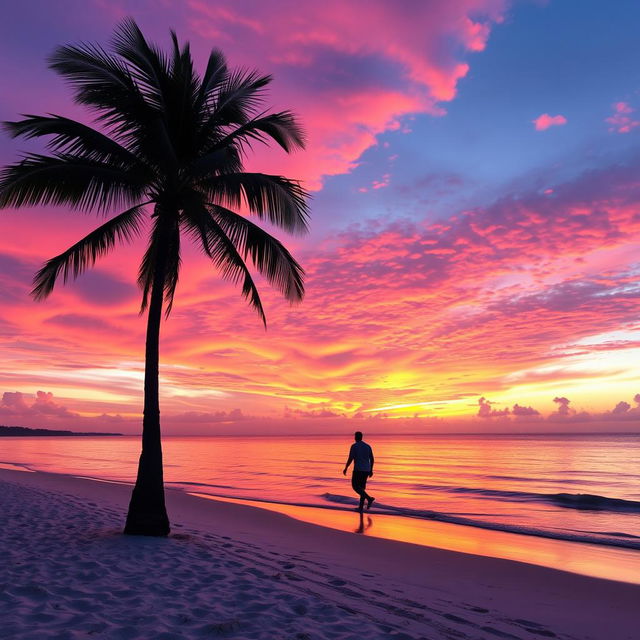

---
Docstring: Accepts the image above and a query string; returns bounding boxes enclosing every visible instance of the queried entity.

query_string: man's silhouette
[343,431,375,512]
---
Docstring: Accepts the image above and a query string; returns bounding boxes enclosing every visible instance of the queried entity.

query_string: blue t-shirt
[350,441,373,472]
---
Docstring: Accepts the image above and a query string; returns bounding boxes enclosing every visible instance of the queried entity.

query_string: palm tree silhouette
[0,19,309,536]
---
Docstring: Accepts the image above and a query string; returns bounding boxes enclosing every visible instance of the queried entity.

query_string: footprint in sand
[291,602,308,615]
[480,625,521,639]
[514,619,556,637]
[442,613,472,625]
[328,578,346,586]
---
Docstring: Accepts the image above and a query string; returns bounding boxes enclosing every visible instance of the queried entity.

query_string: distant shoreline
[0,425,123,437]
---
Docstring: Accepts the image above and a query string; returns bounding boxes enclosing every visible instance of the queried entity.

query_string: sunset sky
[1,0,639,433]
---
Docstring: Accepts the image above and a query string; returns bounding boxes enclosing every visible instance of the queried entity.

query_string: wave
[485,474,604,486]
[0,461,36,473]
[168,480,239,490]
[184,487,640,551]
[551,493,640,512]
[319,493,640,550]
[411,484,640,513]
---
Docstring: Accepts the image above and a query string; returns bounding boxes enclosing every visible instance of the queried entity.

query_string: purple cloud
[512,403,540,416]
[477,396,509,418]
[552,396,572,416]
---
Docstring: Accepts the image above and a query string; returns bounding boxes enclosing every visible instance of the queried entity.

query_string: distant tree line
[0,425,122,437]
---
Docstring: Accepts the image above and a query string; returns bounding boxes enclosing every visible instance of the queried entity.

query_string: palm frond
[49,41,146,117]
[111,18,170,111]
[188,146,243,180]
[209,203,305,302]
[181,200,266,325]
[111,20,200,164]
[204,111,305,157]
[170,31,195,86]
[167,31,200,158]
[49,40,133,99]
[0,153,147,212]
[163,214,181,316]
[32,202,148,300]
[202,172,310,234]
[207,68,271,127]
[3,114,143,167]
[48,40,159,158]
[195,49,228,112]
[137,231,156,314]
[137,212,181,315]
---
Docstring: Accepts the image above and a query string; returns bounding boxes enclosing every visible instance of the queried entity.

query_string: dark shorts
[351,470,369,494]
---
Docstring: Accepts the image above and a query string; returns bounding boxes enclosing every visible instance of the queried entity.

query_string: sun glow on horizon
[363,398,471,414]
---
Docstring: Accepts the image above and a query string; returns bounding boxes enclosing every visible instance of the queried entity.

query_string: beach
[2,467,638,640]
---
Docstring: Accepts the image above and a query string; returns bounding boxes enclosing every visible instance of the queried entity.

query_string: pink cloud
[606,102,640,134]
[372,173,391,190]
[532,113,567,131]
[187,0,508,187]
[0,390,76,420]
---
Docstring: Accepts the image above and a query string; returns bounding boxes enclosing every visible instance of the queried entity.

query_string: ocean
[2,433,639,551]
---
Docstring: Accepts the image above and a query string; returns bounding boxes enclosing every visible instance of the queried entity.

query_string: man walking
[343,431,375,512]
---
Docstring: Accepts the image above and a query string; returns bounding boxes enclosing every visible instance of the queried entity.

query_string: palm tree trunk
[124,219,171,536]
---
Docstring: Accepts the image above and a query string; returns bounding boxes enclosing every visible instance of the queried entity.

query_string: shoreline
[3,433,638,566]
[4,462,640,585]
[188,492,640,585]
[2,467,639,639]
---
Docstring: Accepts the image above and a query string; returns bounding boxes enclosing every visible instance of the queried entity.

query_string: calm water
[2,433,640,550]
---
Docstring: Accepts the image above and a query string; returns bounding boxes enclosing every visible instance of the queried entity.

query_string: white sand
[1,468,638,640]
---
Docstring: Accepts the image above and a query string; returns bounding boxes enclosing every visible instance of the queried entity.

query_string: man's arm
[368,447,374,477]
[343,447,354,475]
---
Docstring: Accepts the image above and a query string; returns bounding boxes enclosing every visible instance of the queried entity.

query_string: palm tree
[0,19,309,536]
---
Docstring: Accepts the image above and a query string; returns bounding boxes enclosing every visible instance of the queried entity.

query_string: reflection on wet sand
[355,512,373,534]
[191,492,640,585]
